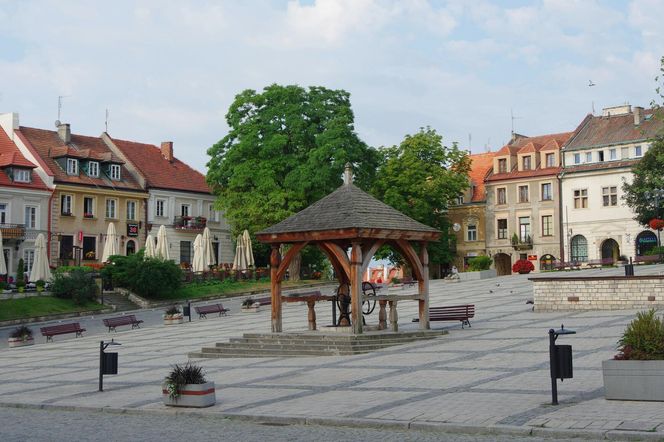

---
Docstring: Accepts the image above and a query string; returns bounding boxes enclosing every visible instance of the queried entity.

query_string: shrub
[242,298,255,307]
[104,253,182,299]
[645,246,664,257]
[615,309,664,360]
[9,325,33,340]
[164,362,207,400]
[54,265,95,275]
[512,259,535,274]
[468,255,492,271]
[51,268,99,305]
[16,259,25,288]
[165,305,181,316]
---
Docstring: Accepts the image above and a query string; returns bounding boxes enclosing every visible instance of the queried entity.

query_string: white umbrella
[192,234,205,273]
[202,227,216,268]
[242,229,255,268]
[29,233,52,282]
[232,234,247,271]
[155,225,170,260]
[0,228,6,275]
[144,234,156,258]
[101,222,119,262]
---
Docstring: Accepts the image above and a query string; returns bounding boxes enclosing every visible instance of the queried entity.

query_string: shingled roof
[257,182,440,238]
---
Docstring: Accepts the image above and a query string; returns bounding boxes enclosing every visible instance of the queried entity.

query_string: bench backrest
[41,322,82,333]
[430,305,475,317]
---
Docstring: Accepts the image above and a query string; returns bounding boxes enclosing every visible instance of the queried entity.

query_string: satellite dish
[452,223,461,232]
[54,120,61,127]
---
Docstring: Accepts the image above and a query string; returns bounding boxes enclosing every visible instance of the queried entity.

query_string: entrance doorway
[540,254,556,271]
[636,231,657,256]
[494,253,511,276]
[601,238,620,262]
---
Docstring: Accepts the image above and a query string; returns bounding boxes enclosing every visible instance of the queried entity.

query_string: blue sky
[1,0,662,173]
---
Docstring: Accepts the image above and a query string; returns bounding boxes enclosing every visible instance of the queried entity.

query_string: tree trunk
[288,252,302,281]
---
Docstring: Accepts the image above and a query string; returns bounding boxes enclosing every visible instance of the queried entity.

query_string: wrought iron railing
[173,216,207,230]
[0,223,25,239]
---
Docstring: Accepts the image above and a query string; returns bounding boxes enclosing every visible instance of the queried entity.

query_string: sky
[1,0,663,173]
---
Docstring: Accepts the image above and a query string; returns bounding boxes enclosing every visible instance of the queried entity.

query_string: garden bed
[0,297,106,322]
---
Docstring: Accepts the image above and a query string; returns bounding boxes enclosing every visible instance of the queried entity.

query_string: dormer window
[14,168,31,183]
[522,156,531,170]
[498,158,507,173]
[66,158,78,175]
[109,164,121,180]
[88,161,99,178]
[545,153,555,168]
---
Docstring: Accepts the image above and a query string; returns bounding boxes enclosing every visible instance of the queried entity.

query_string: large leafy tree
[372,127,471,268]
[623,136,664,225]
[207,84,380,269]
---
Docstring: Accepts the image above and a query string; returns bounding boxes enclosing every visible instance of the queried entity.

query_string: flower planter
[602,359,664,401]
[8,337,34,348]
[162,381,216,408]
[163,314,184,325]
[241,305,260,313]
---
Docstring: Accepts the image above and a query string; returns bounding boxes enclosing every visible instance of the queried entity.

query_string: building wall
[448,203,487,269]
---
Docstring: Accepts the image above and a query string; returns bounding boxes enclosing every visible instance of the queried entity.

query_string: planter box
[241,306,260,313]
[8,337,34,348]
[602,359,664,401]
[163,315,184,325]
[458,269,497,281]
[162,381,216,408]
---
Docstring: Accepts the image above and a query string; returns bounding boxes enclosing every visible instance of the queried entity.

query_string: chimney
[57,123,71,143]
[161,141,173,162]
[633,106,644,126]
[343,162,353,186]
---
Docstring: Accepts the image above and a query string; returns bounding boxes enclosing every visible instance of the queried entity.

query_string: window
[156,199,166,218]
[571,235,588,262]
[573,189,588,208]
[497,188,506,205]
[61,194,73,215]
[498,158,507,173]
[14,169,30,182]
[60,235,74,259]
[598,151,604,162]
[180,240,192,264]
[181,204,190,217]
[574,153,580,164]
[88,161,99,177]
[585,152,592,163]
[127,200,137,220]
[467,224,477,241]
[541,183,552,201]
[609,149,617,160]
[621,147,629,159]
[209,204,219,222]
[545,153,555,168]
[109,164,121,180]
[24,206,37,229]
[455,196,464,205]
[66,158,78,175]
[105,198,117,219]
[518,185,529,203]
[0,203,7,223]
[602,186,618,207]
[519,217,531,242]
[23,249,35,274]
[542,215,553,236]
[83,197,95,218]
[82,236,96,260]
[635,145,643,157]
[497,219,507,239]
[522,156,531,170]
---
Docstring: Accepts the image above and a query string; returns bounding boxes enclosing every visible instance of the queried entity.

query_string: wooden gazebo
[256,165,441,334]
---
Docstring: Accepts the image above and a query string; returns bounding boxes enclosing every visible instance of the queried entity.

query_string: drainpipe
[47,190,55,260]
[558,148,566,262]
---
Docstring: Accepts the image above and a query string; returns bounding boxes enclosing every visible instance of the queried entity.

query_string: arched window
[636,231,657,256]
[126,240,136,256]
[571,235,587,262]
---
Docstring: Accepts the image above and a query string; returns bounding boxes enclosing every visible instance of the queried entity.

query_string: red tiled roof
[0,126,49,190]
[17,127,142,191]
[517,142,536,154]
[110,137,210,194]
[564,159,638,173]
[540,139,560,151]
[468,152,496,202]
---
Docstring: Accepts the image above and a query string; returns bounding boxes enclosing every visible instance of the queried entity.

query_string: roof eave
[256,228,440,244]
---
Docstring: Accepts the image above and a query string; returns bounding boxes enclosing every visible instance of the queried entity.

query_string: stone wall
[531,276,664,311]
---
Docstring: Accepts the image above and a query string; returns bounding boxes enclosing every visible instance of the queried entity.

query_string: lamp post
[644,189,664,262]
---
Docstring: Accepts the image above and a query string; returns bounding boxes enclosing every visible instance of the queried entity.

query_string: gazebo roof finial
[343,162,353,186]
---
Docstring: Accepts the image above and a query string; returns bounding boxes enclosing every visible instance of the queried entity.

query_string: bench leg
[461,319,471,329]
[46,335,53,342]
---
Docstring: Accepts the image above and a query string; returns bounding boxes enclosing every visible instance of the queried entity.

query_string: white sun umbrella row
[0,230,52,281]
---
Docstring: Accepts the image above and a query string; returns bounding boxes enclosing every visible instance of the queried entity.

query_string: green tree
[372,127,471,268]
[207,84,380,272]
[623,136,664,225]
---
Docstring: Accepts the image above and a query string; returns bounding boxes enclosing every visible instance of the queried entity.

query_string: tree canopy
[623,136,664,225]
[372,127,471,266]
[207,84,380,265]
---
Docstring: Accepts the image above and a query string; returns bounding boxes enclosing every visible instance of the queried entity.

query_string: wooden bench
[102,315,143,332]
[194,303,229,319]
[255,296,271,306]
[635,255,660,264]
[412,304,475,329]
[40,322,86,342]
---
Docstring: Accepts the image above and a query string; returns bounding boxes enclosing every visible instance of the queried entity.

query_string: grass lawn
[0,297,106,322]
[156,279,329,301]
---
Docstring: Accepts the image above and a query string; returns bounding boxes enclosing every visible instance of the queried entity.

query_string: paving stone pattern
[1,265,664,440]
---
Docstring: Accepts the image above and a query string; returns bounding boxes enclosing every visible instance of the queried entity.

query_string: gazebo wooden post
[350,241,363,334]
[418,242,430,329]
[270,244,282,333]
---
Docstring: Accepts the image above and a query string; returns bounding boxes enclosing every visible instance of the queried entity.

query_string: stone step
[205,342,409,353]
[226,335,440,346]
[222,338,436,350]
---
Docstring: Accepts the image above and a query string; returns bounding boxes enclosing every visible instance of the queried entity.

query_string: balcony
[174,216,207,230]
[511,235,533,251]
[0,223,25,239]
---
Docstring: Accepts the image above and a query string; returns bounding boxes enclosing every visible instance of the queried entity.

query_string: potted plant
[163,305,184,325]
[35,280,46,293]
[241,298,260,312]
[512,259,534,274]
[162,362,215,408]
[603,309,664,401]
[8,325,34,348]
[16,258,25,293]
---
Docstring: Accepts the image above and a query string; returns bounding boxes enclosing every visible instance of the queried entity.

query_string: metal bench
[635,255,660,264]
[102,315,144,332]
[412,304,475,329]
[40,322,86,342]
[194,303,229,319]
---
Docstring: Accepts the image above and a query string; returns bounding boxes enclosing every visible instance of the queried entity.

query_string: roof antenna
[105,108,110,132]
[510,108,522,136]
[57,95,71,122]
[343,162,353,186]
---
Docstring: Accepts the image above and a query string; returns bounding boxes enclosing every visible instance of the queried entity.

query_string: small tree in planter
[241,298,260,312]
[35,280,46,293]
[16,258,25,293]
[162,362,215,408]
[512,259,534,274]
[8,325,34,348]
[468,255,492,271]
[163,305,184,325]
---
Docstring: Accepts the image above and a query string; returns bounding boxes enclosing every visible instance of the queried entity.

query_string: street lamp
[644,189,664,262]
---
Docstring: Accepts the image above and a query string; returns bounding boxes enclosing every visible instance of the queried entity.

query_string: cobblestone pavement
[1,265,663,441]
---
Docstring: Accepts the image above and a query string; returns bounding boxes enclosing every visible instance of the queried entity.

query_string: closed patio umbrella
[155,225,170,260]
[202,227,216,268]
[242,229,255,268]
[0,228,6,275]
[101,222,119,262]
[29,233,52,282]
[232,233,247,271]
[144,234,156,258]
[192,234,205,273]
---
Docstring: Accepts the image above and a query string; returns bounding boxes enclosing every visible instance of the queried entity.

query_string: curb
[0,402,659,441]
[0,307,115,328]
